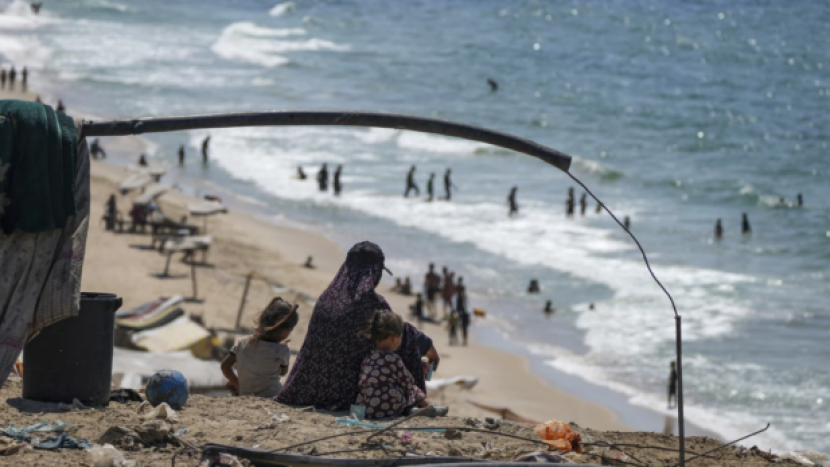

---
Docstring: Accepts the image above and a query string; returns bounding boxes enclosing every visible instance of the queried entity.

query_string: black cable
[567,171,679,318]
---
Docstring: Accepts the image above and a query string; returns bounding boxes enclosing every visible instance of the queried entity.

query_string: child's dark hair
[251,297,299,342]
[360,310,403,342]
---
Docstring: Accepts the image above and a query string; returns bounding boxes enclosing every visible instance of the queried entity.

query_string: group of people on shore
[0,65,28,93]
[404,264,471,347]
[220,242,448,419]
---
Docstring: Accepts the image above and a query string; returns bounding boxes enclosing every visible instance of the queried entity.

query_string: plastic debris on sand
[534,420,583,453]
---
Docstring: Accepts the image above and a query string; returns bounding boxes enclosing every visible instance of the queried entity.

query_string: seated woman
[277,241,439,411]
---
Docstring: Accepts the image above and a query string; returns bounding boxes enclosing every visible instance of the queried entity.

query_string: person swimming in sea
[487,78,499,92]
[566,187,575,217]
[317,163,329,191]
[624,216,631,230]
[296,166,307,180]
[507,186,519,217]
[443,168,457,201]
[714,219,723,239]
[426,173,436,201]
[741,213,751,234]
[544,300,554,317]
[579,193,587,216]
[333,165,343,196]
[202,135,210,163]
[178,145,185,166]
[527,279,540,294]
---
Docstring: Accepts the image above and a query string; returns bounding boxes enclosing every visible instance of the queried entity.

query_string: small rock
[448,446,463,457]
[235,435,243,441]
[443,429,463,440]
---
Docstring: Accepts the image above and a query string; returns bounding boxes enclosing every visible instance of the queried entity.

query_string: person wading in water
[404,165,420,198]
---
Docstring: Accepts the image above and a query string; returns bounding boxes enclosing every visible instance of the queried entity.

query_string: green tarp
[0,99,78,234]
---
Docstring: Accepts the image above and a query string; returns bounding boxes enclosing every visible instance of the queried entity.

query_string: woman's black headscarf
[277,241,426,410]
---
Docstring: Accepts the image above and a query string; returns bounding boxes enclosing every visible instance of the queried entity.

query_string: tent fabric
[0,100,78,234]
[0,133,90,386]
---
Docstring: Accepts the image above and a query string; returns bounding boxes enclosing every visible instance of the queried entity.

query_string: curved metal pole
[81,110,572,173]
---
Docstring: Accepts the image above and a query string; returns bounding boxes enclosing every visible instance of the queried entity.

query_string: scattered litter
[89,443,136,467]
[426,377,479,392]
[35,432,93,450]
[534,420,583,453]
[0,437,31,456]
[256,413,290,430]
[335,416,446,432]
[779,450,826,466]
[59,398,97,412]
[484,417,502,430]
[397,432,413,444]
[98,420,185,450]
[173,428,189,437]
[349,404,366,421]
[197,452,245,467]
[109,389,143,404]
[137,401,178,422]
[476,441,504,458]
[514,451,574,463]
[448,446,463,457]
[0,420,73,442]
[465,418,483,428]
[444,429,463,440]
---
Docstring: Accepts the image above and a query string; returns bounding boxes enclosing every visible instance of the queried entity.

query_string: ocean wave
[269,1,296,17]
[571,155,623,180]
[0,0,55,29]
[211,21,348,68]
[0,1,53,67]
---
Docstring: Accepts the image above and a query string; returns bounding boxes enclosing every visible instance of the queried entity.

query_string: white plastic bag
[89,444,136,467]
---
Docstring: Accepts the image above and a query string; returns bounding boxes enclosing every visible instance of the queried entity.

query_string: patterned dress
[356,350,426,419]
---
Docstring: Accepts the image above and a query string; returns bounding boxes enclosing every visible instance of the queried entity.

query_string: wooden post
[235,272,253,330]
[190,253,198,299]
[162,251,173,277]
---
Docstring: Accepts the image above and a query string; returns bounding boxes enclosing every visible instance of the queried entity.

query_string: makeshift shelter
[0,100,90,389]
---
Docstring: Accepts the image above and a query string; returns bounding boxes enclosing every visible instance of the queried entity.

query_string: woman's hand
[425,345,440,372]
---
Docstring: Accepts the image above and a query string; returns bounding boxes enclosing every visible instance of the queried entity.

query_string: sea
[1,0,828,454]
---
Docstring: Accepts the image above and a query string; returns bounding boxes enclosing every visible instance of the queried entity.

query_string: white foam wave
[353,128,491,155]
[0,1,54,68]
[396,131,491,155]
[269,1,296,17]
[211,21,348,68]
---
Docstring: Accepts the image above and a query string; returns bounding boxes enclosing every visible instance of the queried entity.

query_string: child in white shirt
[221,297,298,398]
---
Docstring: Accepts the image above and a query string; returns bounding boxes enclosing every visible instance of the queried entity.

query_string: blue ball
[145,370,189,410]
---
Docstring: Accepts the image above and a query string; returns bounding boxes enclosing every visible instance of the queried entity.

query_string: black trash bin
[23,292,122,406]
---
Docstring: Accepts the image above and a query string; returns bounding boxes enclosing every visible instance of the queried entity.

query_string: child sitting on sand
[356,310,449,419]
[221,297,298,398]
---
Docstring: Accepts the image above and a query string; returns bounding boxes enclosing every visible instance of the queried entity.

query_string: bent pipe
[81,110,572,173]
[199,444,601,467]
